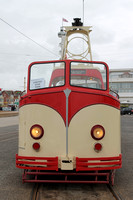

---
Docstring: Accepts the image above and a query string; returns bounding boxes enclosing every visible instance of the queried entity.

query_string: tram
[16,19,122,185]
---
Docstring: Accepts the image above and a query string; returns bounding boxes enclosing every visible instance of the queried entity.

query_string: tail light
[33,142,40,150]
[94,143,102,152]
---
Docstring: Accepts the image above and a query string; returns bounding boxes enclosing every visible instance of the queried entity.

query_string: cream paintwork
[18,104,66,157]
[68,104,121,158]
[18,103,121,170]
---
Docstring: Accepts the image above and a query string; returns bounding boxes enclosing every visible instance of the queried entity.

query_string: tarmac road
[0,115,133,200]
[0,116,32,200]
[114,115,133,200]
[0,115,18,127]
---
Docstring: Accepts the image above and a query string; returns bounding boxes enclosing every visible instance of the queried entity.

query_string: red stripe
[77,161,121,166]
[16,154,58,171]
[76,154,122,171]
[76,154,122,161]
[16,160,58,165]
[76,166,121,171]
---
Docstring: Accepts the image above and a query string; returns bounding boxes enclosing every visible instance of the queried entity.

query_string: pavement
[0,111,18,118]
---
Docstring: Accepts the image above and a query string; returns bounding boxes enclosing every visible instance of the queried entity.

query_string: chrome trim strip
[64,89,71,156]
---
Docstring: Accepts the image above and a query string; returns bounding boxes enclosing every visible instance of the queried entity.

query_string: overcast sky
[0,0,133,90]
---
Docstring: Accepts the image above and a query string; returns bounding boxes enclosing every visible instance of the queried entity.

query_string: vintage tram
[16,19,122,185]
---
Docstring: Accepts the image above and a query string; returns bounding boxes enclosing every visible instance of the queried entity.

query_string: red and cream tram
[16,60,121,185]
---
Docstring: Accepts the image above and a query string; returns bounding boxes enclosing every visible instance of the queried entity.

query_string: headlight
[30,124,44,139]
[91,125,105,140]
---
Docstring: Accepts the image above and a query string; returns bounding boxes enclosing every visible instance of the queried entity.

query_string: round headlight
[91,125,105,140]
[30,124,44,139]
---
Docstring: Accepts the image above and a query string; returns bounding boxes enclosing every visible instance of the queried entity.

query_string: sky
[0,0,133,90]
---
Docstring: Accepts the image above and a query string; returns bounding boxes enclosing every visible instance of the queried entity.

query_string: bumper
[16,154,58,171]
[16,154,121,184]
[76,154,122,171]
[16,154,122,171]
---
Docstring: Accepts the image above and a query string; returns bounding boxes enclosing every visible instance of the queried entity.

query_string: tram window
[30,62,65,90]
[70,62,107,90]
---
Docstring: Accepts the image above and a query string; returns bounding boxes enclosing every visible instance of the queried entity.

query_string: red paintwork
[76,154,122,171]
[33,143,40,150]
[16,154,121,172]
[16,154,58,171]
[16,153,119,184]
[19,60,120,125]
[19,90,120,125]
[20,90,66,124]
[94,143,102,151]
[26,60,110,92]
[68,90,120,124]
[22,170,111,184]
[17,60,121,184]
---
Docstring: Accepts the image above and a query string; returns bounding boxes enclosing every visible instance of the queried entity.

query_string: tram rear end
[16,60,121,185]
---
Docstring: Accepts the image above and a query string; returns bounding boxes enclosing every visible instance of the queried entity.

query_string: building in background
[109,68,133,107]
[13,91,23,107]
[0,92,4,107]
[0,90,23,109]
[2,90,14,106]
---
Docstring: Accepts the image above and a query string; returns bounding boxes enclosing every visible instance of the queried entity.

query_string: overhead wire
[0,51,45,57]
[0,17,58,57]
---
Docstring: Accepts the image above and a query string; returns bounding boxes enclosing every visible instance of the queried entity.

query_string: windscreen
[70,62,107,90]
[30,62,65,90]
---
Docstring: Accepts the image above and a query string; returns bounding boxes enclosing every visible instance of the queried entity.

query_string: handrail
[109,89,119,99]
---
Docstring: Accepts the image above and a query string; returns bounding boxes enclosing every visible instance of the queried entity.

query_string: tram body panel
[18,103,120,158]
[68,104,121,158]
[16,59,122,184]
[18,104,66,157]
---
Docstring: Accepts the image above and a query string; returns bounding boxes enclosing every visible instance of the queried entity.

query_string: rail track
[107,184,124,200]
[30,183,124,200]
[30,184,40,200]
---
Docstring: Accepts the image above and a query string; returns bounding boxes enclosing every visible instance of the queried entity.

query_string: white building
[109,68,133,107]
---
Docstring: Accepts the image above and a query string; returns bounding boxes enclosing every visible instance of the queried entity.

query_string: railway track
[107,184,124,200]
[30,184,40,200]
[30,183,124,200]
